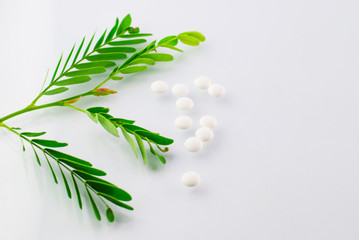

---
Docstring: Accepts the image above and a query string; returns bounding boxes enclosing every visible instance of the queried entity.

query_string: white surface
[1,0,359,240]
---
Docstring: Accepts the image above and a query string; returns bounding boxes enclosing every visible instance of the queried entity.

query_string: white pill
[151,80,168,93]
[175,116,193,129]
[172,83,189,97]
[195,127,214,142]
[176,97,194,111]
[184,137,203,152]
[208,84,225,97]
[199,115,217,128]
[194,76,212,89]
[181,171,201,187]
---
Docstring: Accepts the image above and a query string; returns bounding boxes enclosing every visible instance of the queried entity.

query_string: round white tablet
[181,171,201,187]
[199,115,217,128]
[175,116,193,129]
[184,137,203,152]
[208,84,225,97]
[151,80,168,93]
[195,127,214,142]
[194,76,212,89]
[172,83,189,97]
[176,97,194,111]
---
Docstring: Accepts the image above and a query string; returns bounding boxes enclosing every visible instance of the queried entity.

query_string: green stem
[0,102,63,123]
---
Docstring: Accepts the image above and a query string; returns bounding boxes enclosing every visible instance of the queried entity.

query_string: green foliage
[108,39,147,46]
[21,132,46,137]
[75,61,116,69]
[0,14,206,223]
[119,65,148,74]
[98,114,119,137]
[64,67,107,77]
[97,47,136,53]
[43,87,68,95]
[7,127,133,222]
[32,139,68,148]
[54,76,92,86]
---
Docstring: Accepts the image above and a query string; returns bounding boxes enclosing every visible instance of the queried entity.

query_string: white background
[1,0,359,239]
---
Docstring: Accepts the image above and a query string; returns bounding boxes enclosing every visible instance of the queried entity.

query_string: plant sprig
[1,123,133,222]
[0,14,205,222]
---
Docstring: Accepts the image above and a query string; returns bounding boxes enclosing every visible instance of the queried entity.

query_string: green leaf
[43,87,68,95]
[21,132,46,137]
[122,124,154,133]
[87,107,110,114]
[86,188,101,221]
[93,29,107,50]
[141,53,174,62]
[111,76,123,81]
[32,139,68,148]
[101,113,114,119]
[135,134,147,165]
[98,114,119,137]
[117,14,132,35]
[128,58,155,66]
[160,45,183,52]
[178,35,200,46]
[120,33,152,38]
[119,65,147,74]
[180,31,206,42]
[136,131,174,145]
[99,193,134,210]
[158,35,178,46]
[75,61,116,69]
[74,170,114,186]
[145,40,157,51]
[31,145,41,166]
[59,165,72,198]
[86,53,127,61]
[61,43,76,74]
[146,139,166,164]
[86,180,132,201]
[21,139,26,152]
[44,152,58,184]
[59,159,106,176]
[96,47,136,53]
[119,125,138,158]
[86,111,99,123]
[64,67,106,77]
[110,118,135,125]
[54,76,92,86]
[105,18,119,43]
[71,173,82,209]
[83,32,96,58]
[51,53,63,83]
[72,36,86,65]
[45,148,92,166]
[106,208,115,222]
[108,39,147,46]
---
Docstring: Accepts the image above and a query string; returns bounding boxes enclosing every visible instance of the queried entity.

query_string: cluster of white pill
[151,76,225,187]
